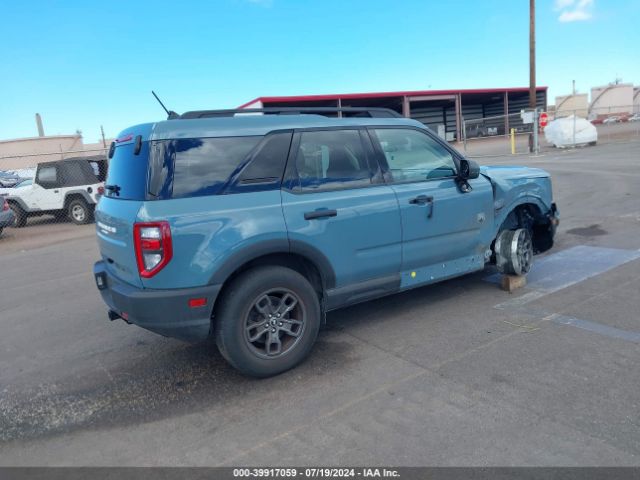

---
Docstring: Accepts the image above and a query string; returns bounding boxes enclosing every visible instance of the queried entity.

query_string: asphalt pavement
[1,140,639,466]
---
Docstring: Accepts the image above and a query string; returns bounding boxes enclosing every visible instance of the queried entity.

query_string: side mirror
[458,158,480,180]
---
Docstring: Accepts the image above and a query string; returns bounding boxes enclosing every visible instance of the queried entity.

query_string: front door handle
[409,194,433,205]
[409,195,434,218]
[304,209,338,220]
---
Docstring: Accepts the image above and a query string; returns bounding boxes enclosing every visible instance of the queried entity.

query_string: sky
[1,0,638,142]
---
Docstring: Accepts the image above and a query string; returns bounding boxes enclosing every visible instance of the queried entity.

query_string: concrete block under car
[501,274,527,293]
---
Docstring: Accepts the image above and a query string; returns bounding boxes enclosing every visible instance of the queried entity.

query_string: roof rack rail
[178,107,403,119]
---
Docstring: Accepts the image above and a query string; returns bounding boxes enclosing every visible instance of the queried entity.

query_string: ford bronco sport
[94,107,558,377]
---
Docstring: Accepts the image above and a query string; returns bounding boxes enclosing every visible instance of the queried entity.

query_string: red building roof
[238,87,548,108]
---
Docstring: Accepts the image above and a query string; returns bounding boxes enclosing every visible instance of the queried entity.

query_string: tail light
[133,221,172,278]
[2,200,8,211]
[97,186,105,195]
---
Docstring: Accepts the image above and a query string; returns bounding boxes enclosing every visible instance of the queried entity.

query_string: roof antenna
[152,91,179,119]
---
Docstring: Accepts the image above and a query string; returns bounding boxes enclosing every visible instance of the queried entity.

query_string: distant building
[0,135,110,171]
[589,83,634,118]
[554,93,589,118]
[240,87,548,142]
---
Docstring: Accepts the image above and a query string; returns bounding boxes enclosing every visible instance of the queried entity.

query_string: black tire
[0,227,3,236]
[495,228,533,276]
[10,204,27,228]
[215,266,321,378]
[68,199,91,225]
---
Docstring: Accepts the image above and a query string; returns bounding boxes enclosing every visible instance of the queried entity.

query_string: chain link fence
[460,105,640,157]
[0,149,108,237]
[461,110,540,157]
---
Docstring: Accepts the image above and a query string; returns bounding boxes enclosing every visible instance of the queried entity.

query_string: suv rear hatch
[95,130,151,288]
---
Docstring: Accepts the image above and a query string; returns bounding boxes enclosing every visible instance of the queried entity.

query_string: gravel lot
[1,141,639,466]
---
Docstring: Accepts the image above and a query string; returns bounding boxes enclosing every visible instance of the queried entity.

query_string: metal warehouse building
[240,87,547,142]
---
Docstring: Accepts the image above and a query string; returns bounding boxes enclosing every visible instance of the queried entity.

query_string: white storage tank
[590,83,634,118]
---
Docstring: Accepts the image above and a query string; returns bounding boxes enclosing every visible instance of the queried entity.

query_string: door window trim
[221,129,294,194]
[366,126,462,186]
[282,127,385,195]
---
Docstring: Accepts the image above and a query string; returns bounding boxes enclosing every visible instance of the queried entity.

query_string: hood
[479,165,553,212]
[480,165,549,181]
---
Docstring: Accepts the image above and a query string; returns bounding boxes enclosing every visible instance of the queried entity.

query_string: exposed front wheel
[68,199,92,225]
[495,228,533,276]
[215,266,321,377]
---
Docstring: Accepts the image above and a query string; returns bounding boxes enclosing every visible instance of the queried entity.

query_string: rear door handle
[304,209,338,220]
[409,195,434,218]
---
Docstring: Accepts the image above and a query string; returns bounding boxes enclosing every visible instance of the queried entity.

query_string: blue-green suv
[94,107,558,377]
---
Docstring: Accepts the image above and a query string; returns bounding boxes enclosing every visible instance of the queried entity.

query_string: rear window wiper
[105,184,121,196]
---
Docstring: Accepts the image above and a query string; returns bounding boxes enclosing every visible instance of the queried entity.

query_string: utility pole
[100,125,106,148]
[529,0,536,110]
[529,0,537,152]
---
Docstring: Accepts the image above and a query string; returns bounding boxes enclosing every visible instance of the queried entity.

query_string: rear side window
[149,136,261,199]
[236,132,292,187]
[89,160,108,182]
[104,142,150,200]
[60,161,100,187]
[294,129,374,192]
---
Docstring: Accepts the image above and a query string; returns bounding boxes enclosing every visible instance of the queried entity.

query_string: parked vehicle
[94,107,559,377]
[0,199,15,236]
[0,172,22,188]
[603,116,620,124]
[0,178,32,197]
[5,157,106,227]
[628,113,640,122]
[7,168,36,180]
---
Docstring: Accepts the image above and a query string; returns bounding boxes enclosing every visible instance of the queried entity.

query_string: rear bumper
[0,209,15,228]
[93,261,221,342]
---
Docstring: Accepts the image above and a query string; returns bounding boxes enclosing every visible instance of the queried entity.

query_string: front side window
[36,166,58,188]
[373,128,457,183]
[294,130,373,192]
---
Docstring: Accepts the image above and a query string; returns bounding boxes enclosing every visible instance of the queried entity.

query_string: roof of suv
[118,115,427,142]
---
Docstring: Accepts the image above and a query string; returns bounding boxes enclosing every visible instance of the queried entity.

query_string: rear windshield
[104,142,150,200]
[148,136,261,199]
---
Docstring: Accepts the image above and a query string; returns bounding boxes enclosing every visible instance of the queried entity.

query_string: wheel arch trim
[63,190,94,207]
[4,196,31,212]
[208,238,336,291]
[495,196,548,234]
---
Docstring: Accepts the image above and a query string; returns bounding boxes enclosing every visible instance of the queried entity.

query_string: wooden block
[501,274,527,293]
